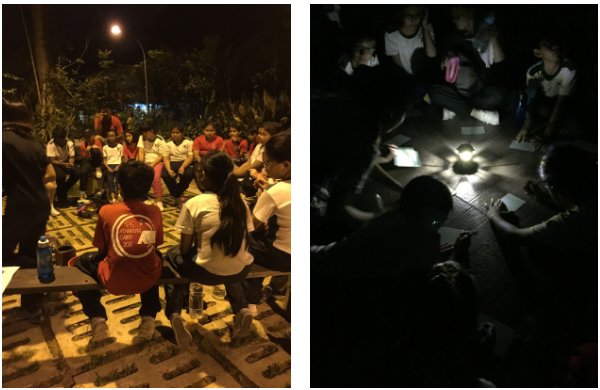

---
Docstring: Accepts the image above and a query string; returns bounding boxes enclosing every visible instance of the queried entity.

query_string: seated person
[47,126,80,208]
[228,131,292,319]
[79,129,103,199]
[515,36,576,149]
[161,123,194,202]
[103,129,123,204]
[428,5,506,125]
[384,5,436,96]
[137,121,168,211]
[486,144,597,257]
[73,161,164,350]
[233,122,282,179]
[223,125,249,166]
[122,129,139,163]
[94,107,123,141]
[247,125,259,156]
[339,29,379,76]
[192,122,224,165]
[163,151,255,345]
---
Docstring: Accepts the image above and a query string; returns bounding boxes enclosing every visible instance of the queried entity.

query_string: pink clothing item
[147,162,163,197]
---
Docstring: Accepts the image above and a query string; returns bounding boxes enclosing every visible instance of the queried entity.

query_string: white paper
[2,266,20,295]
[501,193,526,212]
[509,140,535,152]
[386,134,410,147]
[438,227,462,244]
[394,148,422,167]
[461,126,485,135]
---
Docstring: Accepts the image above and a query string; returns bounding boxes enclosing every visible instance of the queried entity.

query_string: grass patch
[162,359,201,380]
[112,302,142,314]
[283,331,291,339]
[184,375,216,388]
[159,298,166,310]
[266,322,288,333]
[262,363,283,379]
[255,309,275,320]
[227,331,262,349]
[2,361,40,383]
[76,226,93,240]
[246,344,279,363]
[129,383,149,388]
[3,350,34,365]
[149,345,180,364]
[94,363,138,387]
[82,350,120,371]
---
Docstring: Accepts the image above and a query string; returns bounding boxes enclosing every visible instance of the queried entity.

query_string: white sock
[91,317,105,326]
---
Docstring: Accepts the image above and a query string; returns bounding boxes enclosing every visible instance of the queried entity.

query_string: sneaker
[442,108,457,121]
[170,315,192,347]
[87,317,109,351]
[132,316,155,344]
[231,308,253,339]
[50,206,61,217]
[95,167,102,179]
[14,308,43,324]
[79,191,87,200]
[156,201,164,211]
[248,304,258,318]
[471,109,499,125]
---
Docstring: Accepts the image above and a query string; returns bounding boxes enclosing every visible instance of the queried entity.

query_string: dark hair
[397,176,453,216]
[248,125,259,136]
[117,161,154,199]
[204,121,218,131]
[200,151,250,257]
[538,34,565,59]
[106,128,117,137]
[84,129,95,138]
[395,5,425,28]
[539,144,597,203]
[2,101,34,139]
[344,27,377,56]
[264,131,291,163]
[259,121,283,136]
[139,121,155,133]
[171,123,184,133]
[52,126,67,140]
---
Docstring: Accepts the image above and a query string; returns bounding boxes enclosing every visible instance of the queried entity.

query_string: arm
[545,95,568,136]
[252,215,265,231]
[49,156,67,167]
[149,154,163,168]
[181,155,194,171]
[390,53,404,68]
[234,159,264,178]
[163,154,174,176]
[421,10,436,58]
[180,232,194,256]
[371,163,404,193]
[138,148,145,162]
[490,37,505,63]
[43,163,56,184]
[193,150,202,164]
[103,156,112,172]
[486,198,532,244]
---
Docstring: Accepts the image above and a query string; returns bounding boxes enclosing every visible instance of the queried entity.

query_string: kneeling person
[74,161,164,350]
[161,124,195,202]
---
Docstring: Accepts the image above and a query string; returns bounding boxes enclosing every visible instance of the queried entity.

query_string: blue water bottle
[37,236,54,279]
[514,92,527,130]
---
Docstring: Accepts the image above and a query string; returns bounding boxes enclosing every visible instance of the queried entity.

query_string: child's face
[204,125,216,141]
[55,137,67,147]
[126,133,134,144]
[536,42,561,61]
[264,151,290,180]
[171,128,183,143]
[143,130,156,141]
[249,133,258,143]
[257,128,271,145]
[229,128,240,139]
[453,15,470,31]
[403,5,422,28]
[107,132,117,144]
[86,135,95,144]
[352,39,376,66]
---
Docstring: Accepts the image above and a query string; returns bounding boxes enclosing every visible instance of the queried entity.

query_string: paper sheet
[461,126,485,135]
[438,227,463,244]
[501,193,526,212]
[509,140,536,152]
[2,266,20,295]
[385,134,410,147]
[394,148,422,167]
[573,139,598,153]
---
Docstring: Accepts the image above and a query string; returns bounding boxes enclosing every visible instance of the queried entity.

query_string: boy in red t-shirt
[73,161,164,350]
[223,125,248,166]
[192,122,224,164]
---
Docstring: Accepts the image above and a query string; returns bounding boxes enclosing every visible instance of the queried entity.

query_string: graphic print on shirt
[111,214,157,258]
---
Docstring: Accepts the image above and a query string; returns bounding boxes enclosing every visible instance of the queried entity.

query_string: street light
[111,25,149,112]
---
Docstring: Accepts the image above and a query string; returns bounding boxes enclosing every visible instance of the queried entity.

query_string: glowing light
[459,151,473,161]
[111,26,121,34]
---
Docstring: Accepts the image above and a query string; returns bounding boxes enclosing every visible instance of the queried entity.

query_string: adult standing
[2,101,57,323]
[94,108,123,141]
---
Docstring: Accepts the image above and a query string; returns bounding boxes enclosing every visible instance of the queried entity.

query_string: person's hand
[92,145,100,149]
[483,24,499,41]
[441,52,457,70]
[421,7,429,27]
[178,166,185,175]
[515,127,528,143]
[523,180,544,201]
[168,169,176,178]
[64,162,73,169]
[453,232,471,260]
[108,167,114,173]
[440,241,454,260]
[530,135,549,149]
[253,176,269,191]
[114,165,119,171]
[485,198,507,219]
[86,146,92,152]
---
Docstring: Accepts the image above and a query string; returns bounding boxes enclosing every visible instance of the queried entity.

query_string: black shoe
[56,198,71,209]
[14,308,44,324]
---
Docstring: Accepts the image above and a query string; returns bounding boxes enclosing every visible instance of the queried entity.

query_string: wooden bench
[3,261,290,295]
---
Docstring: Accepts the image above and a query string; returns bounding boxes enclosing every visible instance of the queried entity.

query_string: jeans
[161,161,195,198]
[74,251,162,320]
[79,149,103,191]
[162,244,252,317]
[105,164,119,194]
[54,164,81,199]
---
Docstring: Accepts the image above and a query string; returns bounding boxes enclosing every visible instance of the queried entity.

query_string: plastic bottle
[212,285,226,300]
[514,92,527,130]
[37,236,54,279]
[189,283,204,319]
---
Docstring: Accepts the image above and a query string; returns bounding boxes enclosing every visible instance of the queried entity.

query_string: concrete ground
[2,181,291,388]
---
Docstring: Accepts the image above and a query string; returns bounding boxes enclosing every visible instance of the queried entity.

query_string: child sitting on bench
[73,161,164,350]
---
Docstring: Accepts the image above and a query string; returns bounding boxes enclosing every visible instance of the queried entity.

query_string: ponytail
[203,151,250,256]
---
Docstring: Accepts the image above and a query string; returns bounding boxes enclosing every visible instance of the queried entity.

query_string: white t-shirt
[47,139,75,162]
[254,180,291,254]
[103,143,123,165]
[249,143,264,164]
[526,59,577,98]
[175,193,255,275]
[165,138,193,162]
[342,56,380,76]
[384,24,435,75]
[137,135,168,164]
